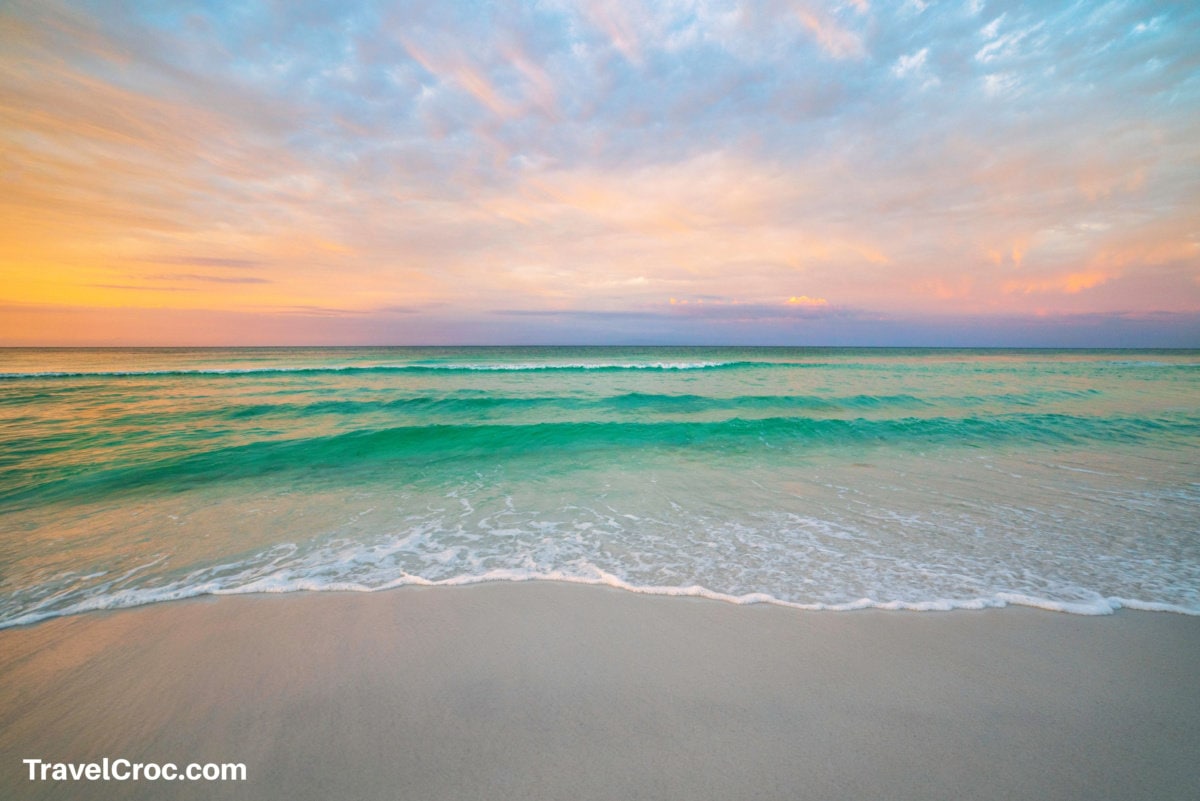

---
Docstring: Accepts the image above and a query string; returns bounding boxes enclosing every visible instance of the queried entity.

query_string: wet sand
[1,582,1198,800]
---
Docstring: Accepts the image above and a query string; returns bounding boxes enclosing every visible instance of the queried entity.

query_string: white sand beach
[1,583,1198,801]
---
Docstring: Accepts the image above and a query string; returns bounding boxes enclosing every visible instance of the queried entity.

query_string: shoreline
[2,582,1198,800]
[8,574,1197,630]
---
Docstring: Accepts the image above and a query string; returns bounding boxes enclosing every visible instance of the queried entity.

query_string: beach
[2,582,1198,801]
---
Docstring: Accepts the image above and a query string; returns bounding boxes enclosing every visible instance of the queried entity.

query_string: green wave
[37,388,1108,428]
[2,412,1197,510]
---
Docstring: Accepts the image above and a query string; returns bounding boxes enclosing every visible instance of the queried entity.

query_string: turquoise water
[1,347,1198,625]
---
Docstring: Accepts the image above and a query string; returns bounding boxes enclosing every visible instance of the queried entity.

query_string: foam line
[4,570,1198,630]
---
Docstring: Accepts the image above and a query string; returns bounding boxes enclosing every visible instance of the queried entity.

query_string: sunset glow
[2,0,1198,345]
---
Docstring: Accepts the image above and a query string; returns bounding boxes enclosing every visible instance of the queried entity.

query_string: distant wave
[175,391,939,420]
[0,386,1111,417]
[1104,360,1200,367]
[9,359,1200,383]
[0,361,794,380]
[8,356,1200,382]
[160,389,1108,421]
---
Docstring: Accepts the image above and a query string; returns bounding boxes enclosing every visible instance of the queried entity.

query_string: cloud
[398,32,515,117]
[982,71,1019,96]
[892,47,928,77]
[2,0,1198,344]
[792,4,867,60]
[152,274,272,284]
[574,0,647,65]
[88,284,191,292]
[1004,271,1113,295]
[146,257,263,268]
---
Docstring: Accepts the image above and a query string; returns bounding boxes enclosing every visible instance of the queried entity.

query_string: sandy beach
[1,583,1198,801]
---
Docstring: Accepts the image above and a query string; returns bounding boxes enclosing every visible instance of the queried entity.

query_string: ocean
[1,346,1197,626]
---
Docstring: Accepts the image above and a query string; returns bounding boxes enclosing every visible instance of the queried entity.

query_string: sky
[2,0,1198,346]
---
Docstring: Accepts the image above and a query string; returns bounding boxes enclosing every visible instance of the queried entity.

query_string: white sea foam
[6,462,1199,629]
[6,562,1199,630]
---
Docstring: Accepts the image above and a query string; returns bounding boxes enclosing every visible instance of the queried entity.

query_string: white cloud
[1132,16,1164,35]
[892,47,928,78]
[976,21,1045,64]
[983,71,1019,97]
[980,14,1005,40]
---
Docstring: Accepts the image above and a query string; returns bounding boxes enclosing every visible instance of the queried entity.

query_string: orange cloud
[921,277,973,301]
[786,295,829,306]
[500,42,557,117]
[399,34,514,117]
[1004,271,1111,295]
[792,5,865,59]
[578,0,645,65]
